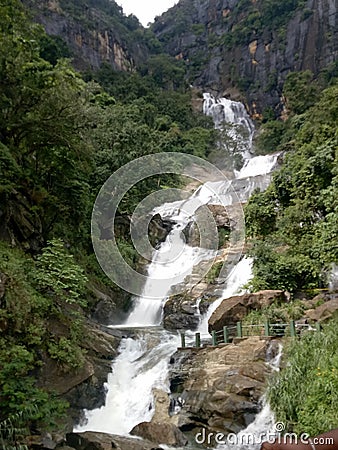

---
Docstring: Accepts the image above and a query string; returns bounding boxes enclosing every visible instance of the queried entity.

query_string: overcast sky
[117,0,179,27]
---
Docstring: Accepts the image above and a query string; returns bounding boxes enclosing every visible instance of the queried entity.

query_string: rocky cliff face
[152,0,338,114]
[22,0,149,71]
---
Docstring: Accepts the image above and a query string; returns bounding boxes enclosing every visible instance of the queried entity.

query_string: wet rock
[209,290,289,332]
[66,432,159,450]
[182,204,230,248]
[148,213,175,248]
[163,293,200,331]
[169,337,278,435]
[131,422,188,447]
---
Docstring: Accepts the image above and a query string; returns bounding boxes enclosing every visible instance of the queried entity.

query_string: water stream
[75,94,280,445]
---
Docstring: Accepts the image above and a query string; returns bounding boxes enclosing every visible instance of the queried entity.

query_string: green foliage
[242,300,306,327]
[268,318,338,434]
[34,239,88,307]
[0,338,69,428]
[283,70,319,114]
[38,34,72,65]
[48,337,85,370]
[255,121,286,154]
[0,242,79,427]
[246,81,338,292]
[0,405,37,450]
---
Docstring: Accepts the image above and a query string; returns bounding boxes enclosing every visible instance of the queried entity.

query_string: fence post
[290,320,296,338]
[264,320,270,337]
[195,332,201,348]
[236,321,242,338]
[180,332,186,348]
[212,330,217,346]
[223,326,229,344]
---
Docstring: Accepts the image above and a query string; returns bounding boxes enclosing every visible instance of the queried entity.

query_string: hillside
[152,0,338,114]
[22,0,153,71]
[23,0,338,115]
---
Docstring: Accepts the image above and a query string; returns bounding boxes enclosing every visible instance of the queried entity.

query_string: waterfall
[76,93,281,440]
[198,257,253,336]
[203,93,255,139]
[75,330,180,435]
[329,263,338,291]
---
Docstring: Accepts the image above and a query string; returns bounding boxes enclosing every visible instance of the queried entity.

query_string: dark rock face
[22,0,149,72]
[0,191,44,253]
[163,293,201,330]
[37,323,121,424]
[152,0,338,114]
[148,213,175,248]
[208,290,289,332]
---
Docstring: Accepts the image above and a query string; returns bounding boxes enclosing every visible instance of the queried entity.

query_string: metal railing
[179,320,321,348]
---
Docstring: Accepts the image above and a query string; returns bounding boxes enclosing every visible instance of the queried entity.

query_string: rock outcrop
[209,290,289,332]
[163,293,201,330]
[22,0,149,72]
[152,0,338,114]
[66,431,161,450]
[131,422,187,447]
[38,323,121,423]
[169,336,280,442]
[305,296,338,322]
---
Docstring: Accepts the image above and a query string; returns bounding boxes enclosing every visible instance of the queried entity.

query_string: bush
[268,318,338,434]
[34,239,88,307]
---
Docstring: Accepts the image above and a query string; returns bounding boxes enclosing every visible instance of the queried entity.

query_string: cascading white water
[329,263,338,291]
[236,153,280,179]
[203,93,255,140]
[126,227,217,327]
[76,93,282,440]
[198,256,253,336]
[75,330,180,435]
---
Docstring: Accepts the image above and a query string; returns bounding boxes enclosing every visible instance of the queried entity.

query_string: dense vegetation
[245,69,338,435]
[245,72,338,293]
[268,317,338,434]
[0,0,215,439]
[1,0,337,443]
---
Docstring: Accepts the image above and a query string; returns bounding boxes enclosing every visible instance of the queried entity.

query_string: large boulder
[131,422,187,447]
[305,297,338,322]
[66,432,160,450]
[209,290,289,332]
[169,337,280,443]
[163,293,200,331]
[182,204,231,247]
